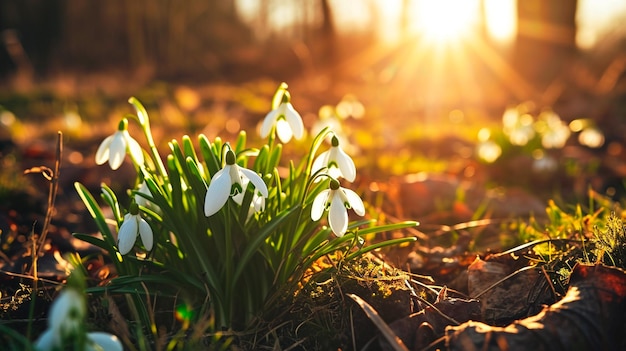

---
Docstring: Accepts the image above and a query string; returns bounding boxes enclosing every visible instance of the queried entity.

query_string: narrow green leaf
[347,237,417,261]
[74,182,116,249]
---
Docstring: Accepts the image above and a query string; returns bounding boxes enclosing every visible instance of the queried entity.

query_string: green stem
[128,97,168,179]
[224,200,234,326]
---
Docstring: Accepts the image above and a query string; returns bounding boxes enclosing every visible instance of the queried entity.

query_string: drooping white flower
[85,332,124,351]
[95,118,144,170]
[47,288,85,339]
[117,203,154,255]
[232,178,266,220]
[312,135,356,182]
[260,93,304,143]
[35,288,123,351]
[134,181,157,210]
[311,178,365,237]
[204,150,269,217]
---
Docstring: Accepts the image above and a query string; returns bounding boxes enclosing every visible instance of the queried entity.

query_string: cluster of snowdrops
[33,84,416,350]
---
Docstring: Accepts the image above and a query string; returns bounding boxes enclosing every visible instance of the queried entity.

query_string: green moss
[593,212,626,269]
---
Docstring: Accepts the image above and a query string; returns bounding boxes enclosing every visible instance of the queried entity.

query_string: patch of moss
[259,255,417,350]
[593,212,626,269]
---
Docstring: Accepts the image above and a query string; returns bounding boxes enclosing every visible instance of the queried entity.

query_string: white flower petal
[108,132,127,170]
[231,178,248,205]
[48,289,85,332]
[335,147,356,182]
[87,332,123,351]
[327,166,343,180]
[311,150,330,175]
[135,182,152,208]
[260,109,278,138]
[138,218,153,251]
[329,192,348,236]
[239,167,268,198]
[275,119,293,143]
[124,131,145,166]
[204,168,232,216]
[311,189,330,221]
[284,102,304,140]
[118,214,138,255]
[342,188,365,216]
[252,196,265,212]
[34,329,55,351]
[95,135,114,165]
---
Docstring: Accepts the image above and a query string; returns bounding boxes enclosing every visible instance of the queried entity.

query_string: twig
[25,131,62,276]
[347,293,409,351]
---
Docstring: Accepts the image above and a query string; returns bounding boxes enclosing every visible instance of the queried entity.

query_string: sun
[410,0,481,44]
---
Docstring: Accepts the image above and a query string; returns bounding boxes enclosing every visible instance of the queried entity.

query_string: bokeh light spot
[225,118,241,134]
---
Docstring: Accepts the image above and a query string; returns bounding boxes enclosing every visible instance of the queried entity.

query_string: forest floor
[1,65,626,349]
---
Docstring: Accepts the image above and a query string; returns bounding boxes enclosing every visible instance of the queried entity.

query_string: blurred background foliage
[1,0,626,216]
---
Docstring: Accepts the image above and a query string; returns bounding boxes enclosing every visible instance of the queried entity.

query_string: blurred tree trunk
[54,0,254,79]
[320,0,336,64]
[514,0,578,88]
[320,0,334,41]
[0,0,64,78]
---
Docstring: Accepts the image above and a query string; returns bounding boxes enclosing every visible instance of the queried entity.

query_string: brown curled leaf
[445,263,626,351]
[381,297,481,350]
[24,166,54,181]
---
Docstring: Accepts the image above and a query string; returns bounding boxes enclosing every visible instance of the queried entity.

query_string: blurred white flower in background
[537,110,570,149]
[260,94,304,143]
[335,94,365,119]
[569,118,605,148]
[95,119,144,170]
[502,105,535,146]
[532,149,558,174]
[476,128,502,163]
[578,127,605,148]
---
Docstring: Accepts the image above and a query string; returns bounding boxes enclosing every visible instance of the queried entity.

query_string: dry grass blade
[347,293,409,351]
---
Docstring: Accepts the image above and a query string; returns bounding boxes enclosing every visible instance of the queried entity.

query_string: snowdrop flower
[232,178,266,220]
[311,178,365,237]
[578,127,604,148]
[532,151,558,174]
[117,203,154,255]
[312,135,356,182]
[95,118,144,170]
[260,93,304,143]
[134,181,157,210]
[205,150,269,217]
[503,107,535,146]
[538,110,570,149]
[476,128,502,163]
[476,140,502,163]
[35,288,123,351]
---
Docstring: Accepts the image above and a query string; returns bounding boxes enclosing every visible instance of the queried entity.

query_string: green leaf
[233,205,302,284]
[73,233,112,252]
[128,96,149,125]
[271,82,289,110]
[74,182,117,250]
[235,130,247,154]
[357,221,419,236]
[347,237,417,261]
[199,134,221,176]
